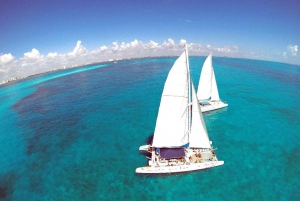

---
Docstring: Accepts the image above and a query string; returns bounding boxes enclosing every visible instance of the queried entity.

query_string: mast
[210,53,213,99]
[185,44,191,144]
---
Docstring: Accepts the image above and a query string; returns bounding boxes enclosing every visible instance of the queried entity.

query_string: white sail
[152,49,190,148]
[197,54,213,100]
[189,82,211,148]
[210,68,220,101]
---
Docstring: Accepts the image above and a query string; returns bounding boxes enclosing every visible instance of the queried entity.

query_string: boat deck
[151,148,217,167]
[200,100,228,112]
[136,148,223,174]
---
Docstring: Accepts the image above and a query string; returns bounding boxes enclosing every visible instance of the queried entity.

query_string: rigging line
[180,100,191,118]
[179,81,190,118]
[181,130,189,143]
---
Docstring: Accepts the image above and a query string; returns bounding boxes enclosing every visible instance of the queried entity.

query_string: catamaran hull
[139,145,150,151]
[200,101,228,112]
[136,161,224,174]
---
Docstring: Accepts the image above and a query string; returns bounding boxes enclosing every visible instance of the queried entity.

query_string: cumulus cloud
[47,52,58,58]
[100,46,108,51]
[0,53,15,65]
[112,41,119,51]
[0,39,241,84]
[142,40,158,49]
[179,39,187,46]
[166,38,175,46]
[214,45,239,53]
[131,39,139,47]
[161,38,176,51]
[119,42,127,49]
[20,48,44,68]
[283,52,287,58]
[149,40,158,47]
[287,45,298,56]
[69,40,88,56]
[24,48,43,59]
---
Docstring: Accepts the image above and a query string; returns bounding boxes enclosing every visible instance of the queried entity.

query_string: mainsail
[211,68,220,101]
[152,48,190,148]
[197,54,220,101]
[189,82,211,148]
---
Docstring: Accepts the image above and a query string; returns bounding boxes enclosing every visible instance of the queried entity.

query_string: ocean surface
[0,57,299,201]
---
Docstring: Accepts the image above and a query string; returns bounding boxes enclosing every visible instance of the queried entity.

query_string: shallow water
[0,57,299,200]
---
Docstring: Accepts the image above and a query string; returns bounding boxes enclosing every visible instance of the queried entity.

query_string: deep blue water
[0,57,299,200]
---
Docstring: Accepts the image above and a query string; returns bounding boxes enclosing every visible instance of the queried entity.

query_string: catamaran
[136,46,224,174]
[197,54,228,112]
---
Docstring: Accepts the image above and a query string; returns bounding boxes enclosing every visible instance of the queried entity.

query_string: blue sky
[0,0,299,82]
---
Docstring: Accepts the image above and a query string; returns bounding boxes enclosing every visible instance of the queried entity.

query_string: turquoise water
[0,57,299,200]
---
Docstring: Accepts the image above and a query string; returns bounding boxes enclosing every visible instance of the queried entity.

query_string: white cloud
[47,52,58,58]
[283,52,287,58]
[131,39,139,47]
[0,39,242,83]
[162,38,176,51]
[145,40,160,50]
[0,53,15,65]
[179,39,187,46]
[162,38,175,47]
[24,48,43,59]
[149,40,159,47]
[20,48,44,68]
[69,40,88,56]
[100,45,108,51]
[287,45,298,56]
[188,43,203,52]
[214,45,238,53]
[112,41,119,51]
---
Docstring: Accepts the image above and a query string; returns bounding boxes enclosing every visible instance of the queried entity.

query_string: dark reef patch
[0,188,6,199]
[0,172,19,201]
[25,115,80,156]
[273,107,300,124]
[12,82,85,177]
[13,86,64,115]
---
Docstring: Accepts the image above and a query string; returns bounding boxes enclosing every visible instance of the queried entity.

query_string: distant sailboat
[136,46,224,174]
[197,54,228,112]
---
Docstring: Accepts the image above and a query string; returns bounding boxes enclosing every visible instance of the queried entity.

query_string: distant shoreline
[0,56,176,86]
[1,55,297,87]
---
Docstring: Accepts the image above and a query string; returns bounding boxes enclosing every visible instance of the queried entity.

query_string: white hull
[136,161,224,174]
[200,101,228,112]
[139,145,150,151]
